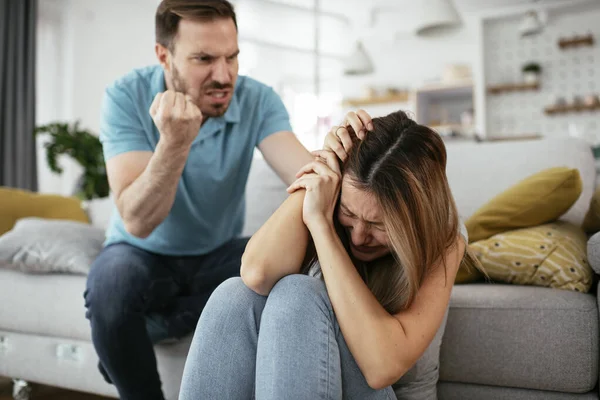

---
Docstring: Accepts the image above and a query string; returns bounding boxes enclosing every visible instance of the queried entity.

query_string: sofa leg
[12,379,32,400]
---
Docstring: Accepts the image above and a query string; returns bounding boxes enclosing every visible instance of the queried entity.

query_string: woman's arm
[308,217,465,390]
[240,190,310,296]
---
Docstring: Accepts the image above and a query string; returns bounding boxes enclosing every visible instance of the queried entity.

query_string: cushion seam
[449,305,596,311]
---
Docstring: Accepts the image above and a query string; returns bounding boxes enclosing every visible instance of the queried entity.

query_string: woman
[178,110,481,400]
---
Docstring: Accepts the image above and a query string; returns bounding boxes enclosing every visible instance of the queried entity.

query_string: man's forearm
[118,140,190,238]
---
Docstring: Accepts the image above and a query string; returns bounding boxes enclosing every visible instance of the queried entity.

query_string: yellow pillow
[0,187,89,235]
[582,186,600,234]
[455,260,485,283]
[465,167,582,243]
[469,222,592,293]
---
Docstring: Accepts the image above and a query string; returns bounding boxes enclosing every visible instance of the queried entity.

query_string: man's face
[157,18,239,118]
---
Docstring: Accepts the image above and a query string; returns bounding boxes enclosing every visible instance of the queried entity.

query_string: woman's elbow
[365,373,395,391]
[365,361,410,390]
[240,260,272,296]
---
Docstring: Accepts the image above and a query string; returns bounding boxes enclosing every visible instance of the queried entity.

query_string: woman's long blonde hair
[302,110,482,314]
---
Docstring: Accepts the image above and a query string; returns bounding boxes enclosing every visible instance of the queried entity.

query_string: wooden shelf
[343,93,410,107]
[544,103,600,115]
[416,80,473,95]
[486,134,542,142]
[558,33,594,49]
[487,82,539,94]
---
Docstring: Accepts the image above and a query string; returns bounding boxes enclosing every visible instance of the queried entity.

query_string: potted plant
[522,62,542,84]
[34,121,109,200]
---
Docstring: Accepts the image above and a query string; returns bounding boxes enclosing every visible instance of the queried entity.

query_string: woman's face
[337,176,392,262]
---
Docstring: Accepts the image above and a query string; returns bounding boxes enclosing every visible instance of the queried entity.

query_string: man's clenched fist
[150,90,203,148]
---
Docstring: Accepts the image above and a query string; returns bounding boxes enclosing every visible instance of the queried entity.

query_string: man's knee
[84,243,161,323]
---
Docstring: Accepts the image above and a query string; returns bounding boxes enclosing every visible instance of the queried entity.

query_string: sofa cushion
[586,231,600,275]
[82,196,114,231]
[444,137,595,228]
[470,221,593,293]
[582,186,600,235]
[0,268,91,340]
[243,156,288,237]
[440,284,598,393]
[0,218,105,275]
[438,382,598,400]
[0,187,89,235]
[465,166,582,243]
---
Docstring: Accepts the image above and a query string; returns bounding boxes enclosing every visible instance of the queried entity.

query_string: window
[234,0,349,149]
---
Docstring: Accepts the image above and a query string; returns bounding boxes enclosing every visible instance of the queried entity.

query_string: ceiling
[453,0,591,13]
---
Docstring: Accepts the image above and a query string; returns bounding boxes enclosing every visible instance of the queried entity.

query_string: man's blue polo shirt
[99,65,292,255]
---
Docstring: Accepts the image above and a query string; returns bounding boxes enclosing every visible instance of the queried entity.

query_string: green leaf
[33,120,109,200]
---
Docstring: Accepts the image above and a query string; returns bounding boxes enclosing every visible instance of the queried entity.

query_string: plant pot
[523,72,539,84]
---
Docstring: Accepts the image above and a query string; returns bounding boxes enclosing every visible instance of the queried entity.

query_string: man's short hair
[155,0,237,52]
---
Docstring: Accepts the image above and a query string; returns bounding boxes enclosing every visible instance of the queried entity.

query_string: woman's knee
[201,277,267,319]
[272,274,327,299]
[264,275,332,320]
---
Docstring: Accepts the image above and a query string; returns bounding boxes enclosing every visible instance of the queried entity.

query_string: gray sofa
[0,136,598,399]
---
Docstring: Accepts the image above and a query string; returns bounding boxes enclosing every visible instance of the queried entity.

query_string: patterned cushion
[469,221,592,293]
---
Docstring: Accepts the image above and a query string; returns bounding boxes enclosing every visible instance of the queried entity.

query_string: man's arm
[107,142,189,238]
[103,90,202,238]
[258,131,313,186]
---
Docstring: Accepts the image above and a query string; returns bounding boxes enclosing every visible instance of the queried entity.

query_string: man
[83,1,312,399]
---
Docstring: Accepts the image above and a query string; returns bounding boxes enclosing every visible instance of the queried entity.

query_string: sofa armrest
[587,232,600,275]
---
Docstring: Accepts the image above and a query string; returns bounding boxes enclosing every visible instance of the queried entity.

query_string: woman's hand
[324,109,373,162]
[286,150,342,229]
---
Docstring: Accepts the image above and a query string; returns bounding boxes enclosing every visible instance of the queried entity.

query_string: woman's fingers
[311,150,341,176]
[286,174,318,193]
[324,130,348,162]
[344,111,367,140]
[295,160,337,179]
[333,126,354,153]
[295,163,314,179]
[356,109,374,131]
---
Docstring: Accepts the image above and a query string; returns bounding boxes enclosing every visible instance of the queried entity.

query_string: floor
[0,377,112,400]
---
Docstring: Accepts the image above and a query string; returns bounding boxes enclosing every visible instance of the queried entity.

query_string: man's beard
[171,64,231,118]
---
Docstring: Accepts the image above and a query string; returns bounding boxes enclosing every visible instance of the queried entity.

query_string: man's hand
[150,90,203,148]
[324,109,373,162]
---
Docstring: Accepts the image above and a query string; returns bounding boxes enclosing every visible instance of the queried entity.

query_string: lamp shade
[343,41,374,76]
[519,10,544,37]
[413,0,461,36]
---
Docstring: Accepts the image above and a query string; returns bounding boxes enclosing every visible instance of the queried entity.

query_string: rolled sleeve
[256,87,293,146]
[99,84,152,161]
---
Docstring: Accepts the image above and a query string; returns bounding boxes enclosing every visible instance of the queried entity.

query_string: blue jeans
[179,275,397,400]
[83,238,249,400]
